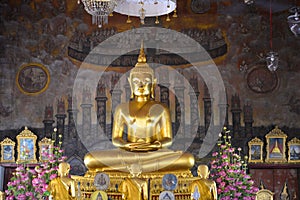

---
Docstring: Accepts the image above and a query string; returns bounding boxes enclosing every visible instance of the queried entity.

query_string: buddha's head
[58,162,71,177]
[128,41,156,99]
[197,164,209,179]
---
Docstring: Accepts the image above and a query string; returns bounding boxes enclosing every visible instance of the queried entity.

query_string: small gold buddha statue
[84,42,194,173]
[0,191,5,200]
[189,165,217,200]
[119,163,148,200]
[47,162,76,200]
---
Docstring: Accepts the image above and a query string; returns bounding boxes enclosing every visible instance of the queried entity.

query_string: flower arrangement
[210,127,259,200]
[5,130,67,200]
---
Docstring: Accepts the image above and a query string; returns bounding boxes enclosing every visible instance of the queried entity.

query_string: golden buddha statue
[189,165,217,200]
[84,42,194,173]
[47,162,76,200]
[119,163,148,200]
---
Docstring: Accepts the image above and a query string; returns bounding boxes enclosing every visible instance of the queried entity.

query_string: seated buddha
[84,42,195,173]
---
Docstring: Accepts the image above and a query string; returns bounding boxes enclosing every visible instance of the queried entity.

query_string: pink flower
[212,152,219,156]
[235,192,242,197]
[32,178,40,187]
[221,154,228,159]
[244,174,250,179]
[7,196,14,200]
[219,170,226,176]
[17,194,26,200]
[25,192,33,197]
[220,182,226,187]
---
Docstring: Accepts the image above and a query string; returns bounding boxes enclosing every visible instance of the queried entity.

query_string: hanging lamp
[266,0,279,72]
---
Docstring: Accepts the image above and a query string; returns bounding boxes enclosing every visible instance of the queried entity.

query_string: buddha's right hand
[123,142,160,152]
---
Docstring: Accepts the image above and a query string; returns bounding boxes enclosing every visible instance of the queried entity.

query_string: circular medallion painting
[246,65,279,93]
[16,63,50,95]
[94,173,110,191]
[162,174,178,191]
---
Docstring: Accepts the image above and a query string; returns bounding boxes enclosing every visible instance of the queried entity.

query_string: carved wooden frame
[0,138,15,163]
[38,137,52,162]
[287,137,300,163]
[248,137,263,163]
[16,127,37,163]
[265,126,287,163]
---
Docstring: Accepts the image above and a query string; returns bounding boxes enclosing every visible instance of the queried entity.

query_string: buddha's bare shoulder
[148,100,169,109]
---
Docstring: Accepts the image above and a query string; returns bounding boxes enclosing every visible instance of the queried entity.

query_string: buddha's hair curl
[129,62,154,78]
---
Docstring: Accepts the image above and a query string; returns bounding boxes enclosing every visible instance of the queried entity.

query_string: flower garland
[209,128,259,200]
[5,145,67,200]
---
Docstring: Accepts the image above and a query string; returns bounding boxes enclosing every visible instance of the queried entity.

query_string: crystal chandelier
[114,0,177,24]
[266,0,279,72]
[287,6,300,37]
[78,0,118,28]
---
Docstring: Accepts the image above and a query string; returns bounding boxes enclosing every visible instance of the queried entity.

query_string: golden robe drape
[47,178,75,200]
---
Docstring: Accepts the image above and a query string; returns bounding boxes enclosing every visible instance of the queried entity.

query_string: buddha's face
[129,73,153,97]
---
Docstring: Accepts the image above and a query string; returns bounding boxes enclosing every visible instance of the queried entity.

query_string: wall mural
[0,0,298,132]
[68,27,228,66]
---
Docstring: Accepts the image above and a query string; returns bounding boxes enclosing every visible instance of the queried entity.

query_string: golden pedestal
[72,169,197,200]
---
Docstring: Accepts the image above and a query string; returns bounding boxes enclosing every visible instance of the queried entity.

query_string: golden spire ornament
[137,40,147,63]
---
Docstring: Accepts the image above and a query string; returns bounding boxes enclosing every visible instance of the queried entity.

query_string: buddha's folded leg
[84,149,194,173]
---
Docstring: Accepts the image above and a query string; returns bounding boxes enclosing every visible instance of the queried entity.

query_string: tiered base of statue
[72,169,199,200]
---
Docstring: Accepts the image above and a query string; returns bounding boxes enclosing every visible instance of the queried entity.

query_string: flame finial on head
[130,40,154,78]
[137,40,146,63]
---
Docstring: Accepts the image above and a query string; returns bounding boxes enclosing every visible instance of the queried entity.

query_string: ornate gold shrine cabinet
[72,170,197,200]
